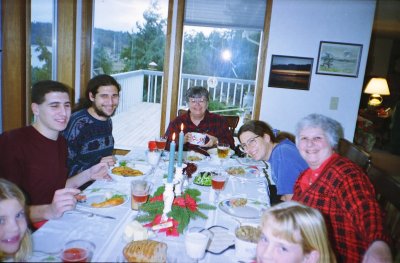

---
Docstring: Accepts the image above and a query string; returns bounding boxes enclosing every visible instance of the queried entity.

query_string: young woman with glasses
[237,120,308,204]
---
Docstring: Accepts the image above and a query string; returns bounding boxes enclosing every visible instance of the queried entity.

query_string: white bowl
[207,148,234,164]
[234,223,261,262]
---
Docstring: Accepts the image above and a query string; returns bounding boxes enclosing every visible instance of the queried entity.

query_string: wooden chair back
[177,109,239,137]
[338,138,371,172]
[367,165,400,261]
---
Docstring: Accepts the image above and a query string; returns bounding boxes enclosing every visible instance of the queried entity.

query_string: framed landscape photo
[268,55,313,90]
[316,41,363,77]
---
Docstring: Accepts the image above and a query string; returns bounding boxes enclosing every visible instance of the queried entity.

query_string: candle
[177,123,184,167]
[167,133,176,183]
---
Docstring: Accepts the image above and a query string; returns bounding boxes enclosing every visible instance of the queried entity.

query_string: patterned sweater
[62,109,114,177]
[292,154,389,262]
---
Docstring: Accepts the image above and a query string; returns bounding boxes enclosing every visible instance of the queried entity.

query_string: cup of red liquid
[155,137,167,151]
[61,239,95,262]
[211,172,228,204]
[131,180,152,211]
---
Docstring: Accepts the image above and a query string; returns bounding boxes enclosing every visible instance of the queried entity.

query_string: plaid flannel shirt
[293,154,389,262]
[164,110,235,153]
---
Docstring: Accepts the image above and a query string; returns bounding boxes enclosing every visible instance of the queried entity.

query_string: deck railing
[111,70,255,115]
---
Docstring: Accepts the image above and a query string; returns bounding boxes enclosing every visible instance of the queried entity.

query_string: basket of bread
[123,240,167,263]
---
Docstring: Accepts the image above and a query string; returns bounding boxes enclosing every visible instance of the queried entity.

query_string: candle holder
[174,164,187,196]
[161,182,175,222]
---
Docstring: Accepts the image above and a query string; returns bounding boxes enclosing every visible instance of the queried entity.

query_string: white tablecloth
[30,148,270,262]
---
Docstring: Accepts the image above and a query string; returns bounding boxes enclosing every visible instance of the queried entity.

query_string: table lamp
[364,77,390,107]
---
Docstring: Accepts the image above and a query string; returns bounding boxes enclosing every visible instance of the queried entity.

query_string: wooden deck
[111,102,161,150]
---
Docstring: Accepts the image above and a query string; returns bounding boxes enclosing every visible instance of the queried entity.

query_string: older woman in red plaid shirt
[292,113,391,263]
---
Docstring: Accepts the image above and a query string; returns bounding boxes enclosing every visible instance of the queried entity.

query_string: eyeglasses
[239,136,260,152]
[188,97,207,104]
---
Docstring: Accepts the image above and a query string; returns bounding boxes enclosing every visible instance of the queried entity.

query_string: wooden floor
[111,102,161,150]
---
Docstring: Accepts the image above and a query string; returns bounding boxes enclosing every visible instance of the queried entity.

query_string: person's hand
[47,188,80,219]
[362,240,392,263]
[100,155,116,167]
[204,134,218,147]
[184,133,191,144]
[88,162,112,181]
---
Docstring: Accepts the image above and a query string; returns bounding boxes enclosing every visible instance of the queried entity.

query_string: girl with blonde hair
[257,201,336,263]
[0,178,32,261]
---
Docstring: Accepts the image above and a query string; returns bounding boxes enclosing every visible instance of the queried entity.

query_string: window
[31,0,56,83]
[179,0,266,129]
[92,0,168,149]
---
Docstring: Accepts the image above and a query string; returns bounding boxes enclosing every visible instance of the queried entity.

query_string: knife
[74,208,116,220]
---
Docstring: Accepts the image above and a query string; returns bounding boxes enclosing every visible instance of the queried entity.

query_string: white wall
[259,0,376,140]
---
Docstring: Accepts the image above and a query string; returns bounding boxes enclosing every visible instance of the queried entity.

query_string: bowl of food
[234,224,261,262]
[207,148,234,164]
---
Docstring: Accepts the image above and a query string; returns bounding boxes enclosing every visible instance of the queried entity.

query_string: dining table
[29,147,271,263]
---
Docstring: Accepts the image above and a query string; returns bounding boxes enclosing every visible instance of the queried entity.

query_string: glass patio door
[92,0,168,149]
[178,0,267,131]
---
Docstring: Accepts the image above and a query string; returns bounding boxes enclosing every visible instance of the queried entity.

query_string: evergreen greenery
[136,186,215,234]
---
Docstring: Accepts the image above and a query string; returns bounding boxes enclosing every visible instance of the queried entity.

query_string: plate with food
[185,151,207,162]
[193,171,217,186]
[218,197,269,219]
[225,166,260,180]
[110,163,152,181]
[78,188,128,208]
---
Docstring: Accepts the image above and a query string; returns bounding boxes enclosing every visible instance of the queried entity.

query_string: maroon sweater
[0,126,67,205]
[293,154,389,262]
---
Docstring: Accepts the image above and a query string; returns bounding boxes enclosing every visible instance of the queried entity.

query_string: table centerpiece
[136,186,215,236]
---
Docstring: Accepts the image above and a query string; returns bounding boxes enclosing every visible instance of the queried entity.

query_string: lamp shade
[364,78,390,95]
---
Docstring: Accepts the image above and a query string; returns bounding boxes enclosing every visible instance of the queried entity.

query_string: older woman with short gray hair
[292,113,391,262]
[164,86,234,153]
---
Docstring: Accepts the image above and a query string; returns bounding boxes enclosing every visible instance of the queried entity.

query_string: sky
[31,0,169,32]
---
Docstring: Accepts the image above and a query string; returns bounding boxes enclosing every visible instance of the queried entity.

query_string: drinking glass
[155,136,167,151]
[131,180,152,216]
[184,228,210,262]
[211,172,228,204]
[217,143,230,172]
[61,239,95,263]
[146,150,161,176]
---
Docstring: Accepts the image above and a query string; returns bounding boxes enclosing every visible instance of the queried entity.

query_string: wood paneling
[170,0,184,122]
[57,0,76,96]
[159,0,174,135]
[78,0,93,100]
[1,0,28,131]
[253,0,272,121]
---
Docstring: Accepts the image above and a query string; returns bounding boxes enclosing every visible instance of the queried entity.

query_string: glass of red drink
[61,239,95,262]
[211,173,228,204]
[155,136,167,151]
[131,180,152,216]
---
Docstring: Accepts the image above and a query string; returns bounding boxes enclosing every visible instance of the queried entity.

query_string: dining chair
[367,165,400,261]
[337,138,371,172]
[177,109,240,137]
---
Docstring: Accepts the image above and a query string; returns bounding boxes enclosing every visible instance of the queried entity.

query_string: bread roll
[123,240,167,263]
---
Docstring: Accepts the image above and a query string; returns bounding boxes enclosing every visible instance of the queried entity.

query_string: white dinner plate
[78,188,128,208]
[109,163,152,182]
[185,150,208,162]
[218,197,269,219]
[225,165,261,180]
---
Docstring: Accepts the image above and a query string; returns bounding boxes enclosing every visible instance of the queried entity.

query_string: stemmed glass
[211,172,228,204]
[146,150,161,179]
[131,180,152,217]
[155,136,167,168]
[217,143,230,173]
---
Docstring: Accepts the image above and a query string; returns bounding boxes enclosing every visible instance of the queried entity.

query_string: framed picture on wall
[316,41,363,77]
[268,55,313,90]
